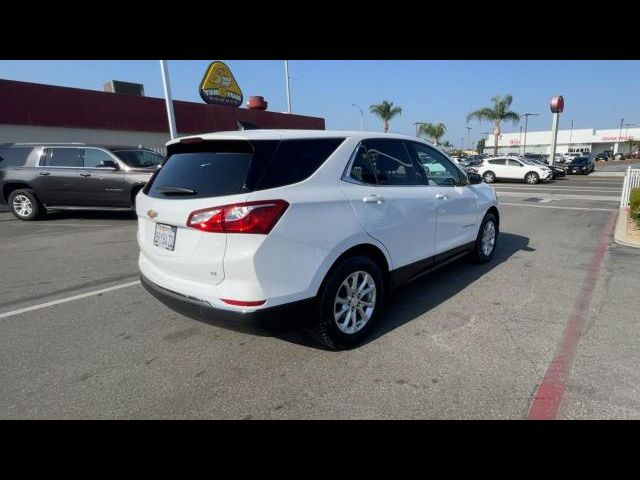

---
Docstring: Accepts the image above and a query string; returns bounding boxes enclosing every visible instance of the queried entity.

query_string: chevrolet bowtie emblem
[147,210,158,219]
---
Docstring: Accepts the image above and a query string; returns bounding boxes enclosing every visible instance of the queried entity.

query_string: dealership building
[0,79,325,154]
[484,126,640,156]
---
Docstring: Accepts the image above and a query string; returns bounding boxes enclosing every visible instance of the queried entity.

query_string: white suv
[478,156,552,185]
[136,130,500,349]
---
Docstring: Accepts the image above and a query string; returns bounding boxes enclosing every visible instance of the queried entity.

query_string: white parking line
[501,202,616,212]
[0,280,141,319]
[496,191,620,202]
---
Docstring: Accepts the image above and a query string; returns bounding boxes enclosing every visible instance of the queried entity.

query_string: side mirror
[467,172,483,185]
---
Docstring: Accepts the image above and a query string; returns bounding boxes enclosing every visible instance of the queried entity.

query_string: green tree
[369,100,402,133]
[467,94,520,156]
[419,122,447,146]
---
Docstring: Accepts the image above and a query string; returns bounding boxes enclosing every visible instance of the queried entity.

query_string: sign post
[549,95,564,167]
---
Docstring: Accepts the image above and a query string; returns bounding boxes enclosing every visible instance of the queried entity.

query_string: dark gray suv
[0,143,164,220]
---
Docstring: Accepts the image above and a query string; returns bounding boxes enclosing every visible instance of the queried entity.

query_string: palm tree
[467,94,520,156]
[419,122,447,146]
[369,100,402,133]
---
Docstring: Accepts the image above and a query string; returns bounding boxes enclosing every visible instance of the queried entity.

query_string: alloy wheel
[12,194,33,218]
[333,271,376,334]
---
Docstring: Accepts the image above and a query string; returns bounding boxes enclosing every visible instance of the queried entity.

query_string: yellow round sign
[199,61,243,107]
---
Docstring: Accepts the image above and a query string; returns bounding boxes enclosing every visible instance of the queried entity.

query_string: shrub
[630,188,640,228]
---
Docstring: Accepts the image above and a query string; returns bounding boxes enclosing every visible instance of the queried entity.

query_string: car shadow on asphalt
[164,232,533,350]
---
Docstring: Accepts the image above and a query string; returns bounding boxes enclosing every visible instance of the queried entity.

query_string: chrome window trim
[36,146,123,169]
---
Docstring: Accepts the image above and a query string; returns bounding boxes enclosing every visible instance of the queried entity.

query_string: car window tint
[408,142,461,186]
[507,159,523,167]
[362,140,423,186]
[489,159,506,165]
[349,144,378,184]
[113,149,164,168]
[0,147,32,167]
[256,138,345,190]
[83,148,115,168]
[43,148,83,167]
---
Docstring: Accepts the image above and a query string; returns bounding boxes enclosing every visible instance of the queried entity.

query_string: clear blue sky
[1,60,639,148]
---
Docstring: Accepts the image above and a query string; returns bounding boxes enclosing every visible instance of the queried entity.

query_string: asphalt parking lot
[1,174,639,419]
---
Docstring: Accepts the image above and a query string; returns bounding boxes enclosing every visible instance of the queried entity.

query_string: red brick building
[0,79,325,153]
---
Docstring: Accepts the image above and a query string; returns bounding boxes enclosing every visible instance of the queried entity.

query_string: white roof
[166,129,425,146]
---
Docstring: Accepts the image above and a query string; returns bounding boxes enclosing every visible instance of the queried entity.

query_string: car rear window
[0,147,32,167]
[145,137,345,199]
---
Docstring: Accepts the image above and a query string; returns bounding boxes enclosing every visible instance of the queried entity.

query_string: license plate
[153,223,177,251]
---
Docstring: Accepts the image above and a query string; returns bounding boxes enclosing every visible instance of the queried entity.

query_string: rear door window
[0,147,32,167]
[41,148,84,167]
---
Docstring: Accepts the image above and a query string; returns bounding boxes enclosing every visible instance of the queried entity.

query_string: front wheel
[525,172,540,184]
[469,212,498,264]
[312,255,384,350]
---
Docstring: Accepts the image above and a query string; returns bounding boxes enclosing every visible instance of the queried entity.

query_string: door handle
[39,172,50,176]
[80,173,92,177]
[363,195,384,204]
[435,193,449,200]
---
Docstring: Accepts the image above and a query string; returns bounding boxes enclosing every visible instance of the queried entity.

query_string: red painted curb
[527,212,617,420]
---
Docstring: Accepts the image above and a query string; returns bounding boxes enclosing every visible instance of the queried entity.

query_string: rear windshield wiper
[155,186,197,195]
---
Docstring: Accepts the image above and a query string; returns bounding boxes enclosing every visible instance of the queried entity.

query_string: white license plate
[153,223,177,251]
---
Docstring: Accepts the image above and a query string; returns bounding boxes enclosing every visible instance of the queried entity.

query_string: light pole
[284,60,292,114]
[159,60,177,140]
[522,113,539,155]
[465,125,472,150]
[568,119,574,152]
[617,118,624,154]
[519,126,523,155]
[624,123,636,154]
[350,103,364,131]
[413,122,428,138]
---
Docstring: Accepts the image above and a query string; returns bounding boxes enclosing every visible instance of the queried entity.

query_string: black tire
[469,212,499,264]
[483,171,496,184]
[7,189,44,221]
[525,171,540,184]
[312,255,384,350]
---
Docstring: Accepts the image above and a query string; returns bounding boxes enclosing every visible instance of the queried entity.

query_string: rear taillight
[187,200,289,234]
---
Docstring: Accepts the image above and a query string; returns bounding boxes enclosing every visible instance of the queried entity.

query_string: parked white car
[478,156,552,185]
[136,130,500,349]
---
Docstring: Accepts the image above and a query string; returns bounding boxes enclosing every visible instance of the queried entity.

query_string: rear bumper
[140,274,315,334]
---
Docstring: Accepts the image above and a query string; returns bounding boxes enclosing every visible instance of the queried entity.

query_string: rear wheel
[312,255,384,350]
[525,172,539,184]
[8,189,44,221]
[482,171,496,183]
